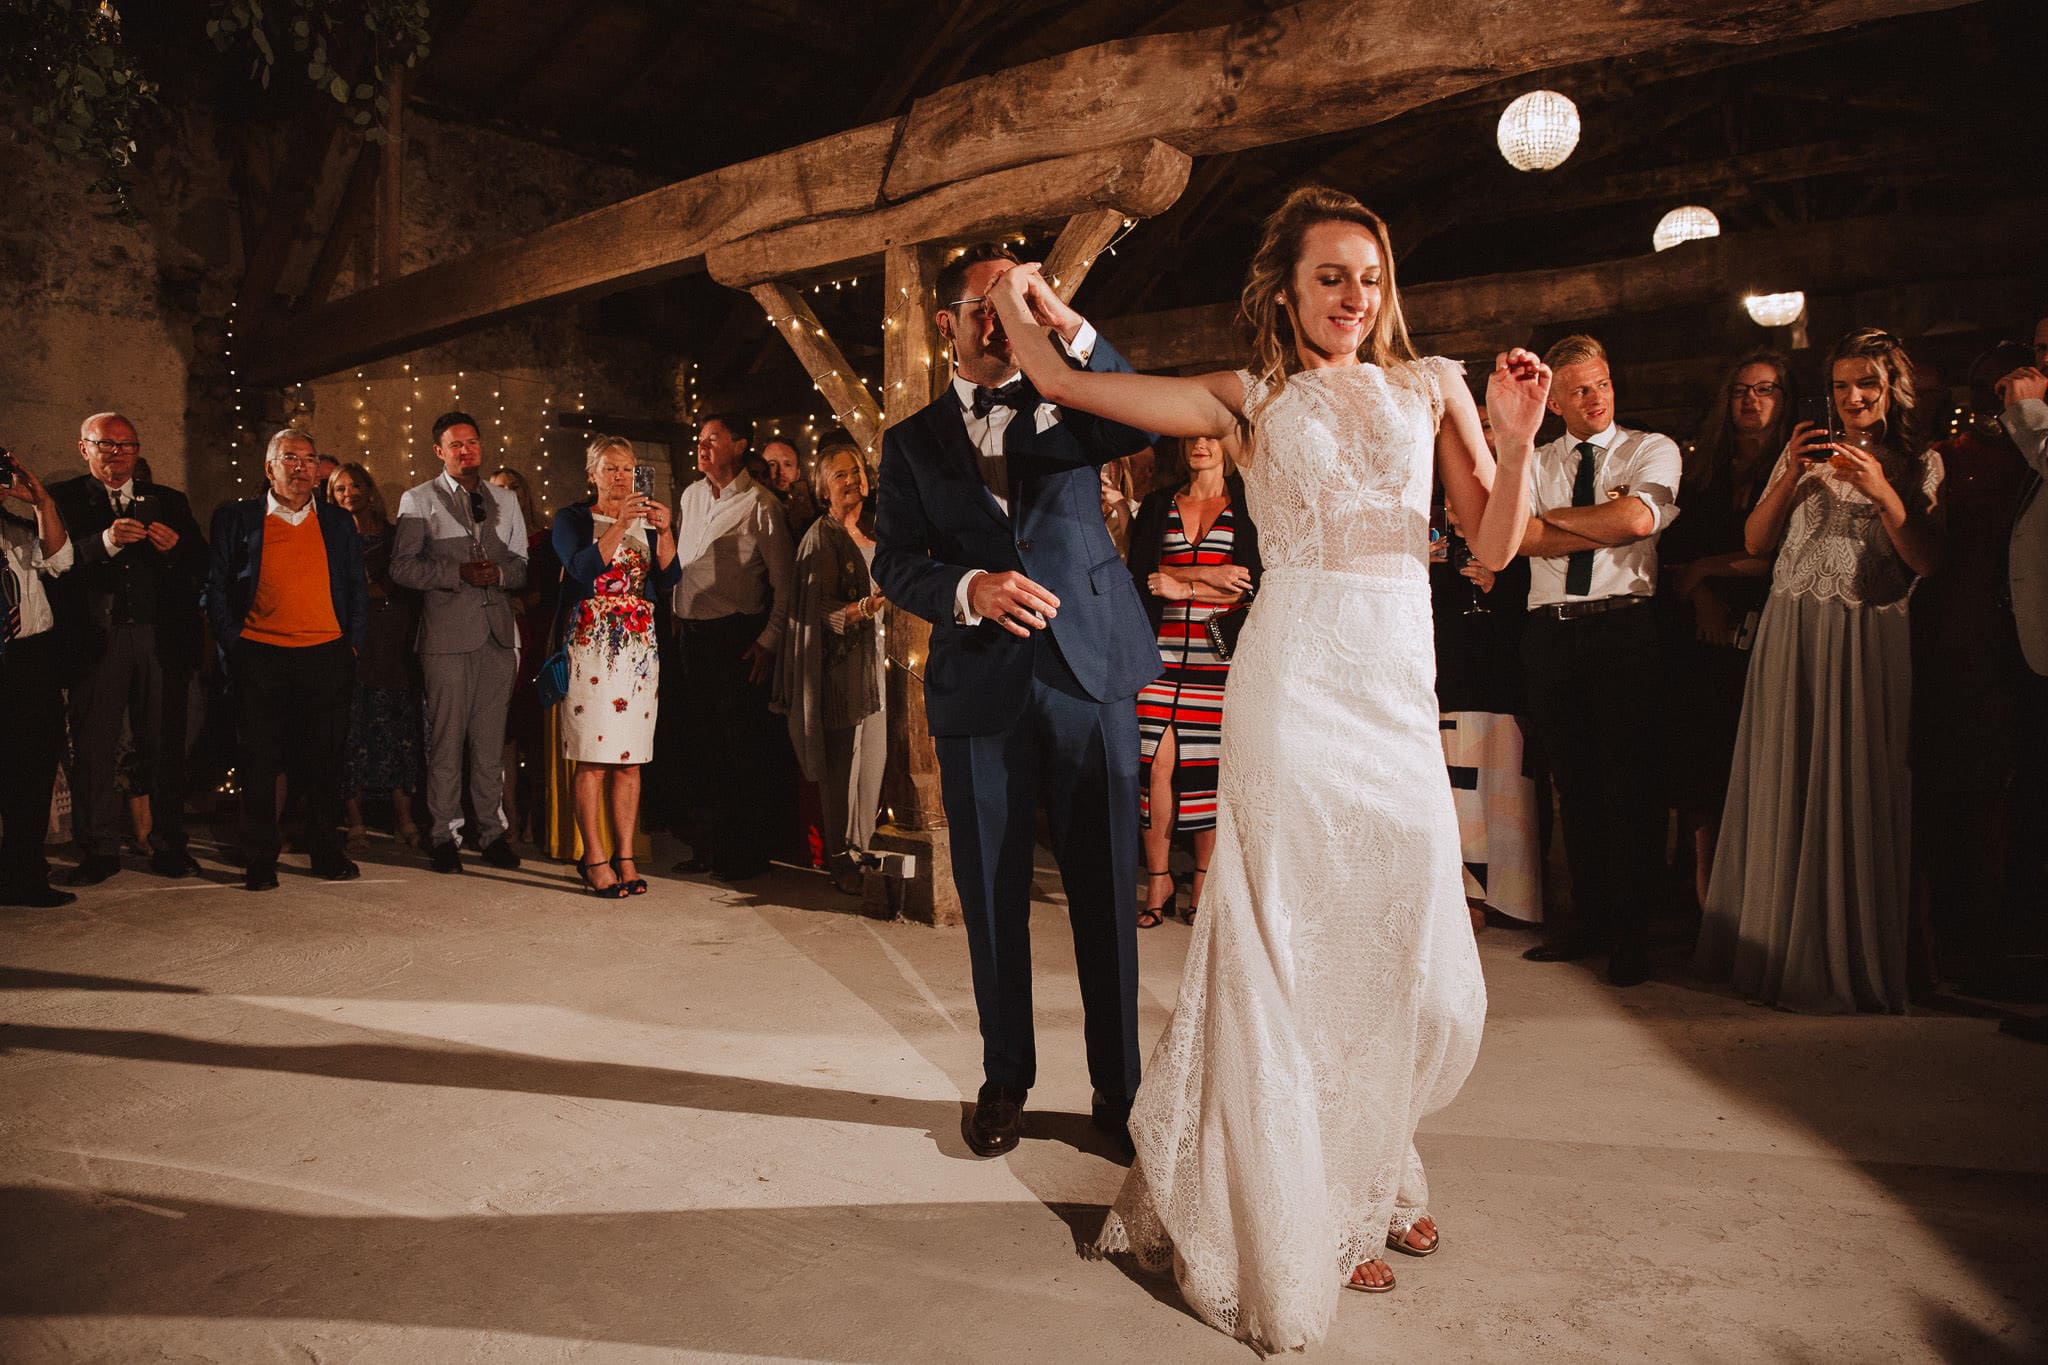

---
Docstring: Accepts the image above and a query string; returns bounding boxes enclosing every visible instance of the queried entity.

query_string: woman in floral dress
[551,436,680,897]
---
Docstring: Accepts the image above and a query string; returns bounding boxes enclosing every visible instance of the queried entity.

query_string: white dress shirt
[2,512,75,639]
[952,322,1098,624]
[265,490,317,527]
[97,477,137,557]
[671,468,794,650]
[1526,423,1682,607]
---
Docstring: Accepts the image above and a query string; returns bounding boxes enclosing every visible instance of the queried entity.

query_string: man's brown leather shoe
[966,1084,1026,1157]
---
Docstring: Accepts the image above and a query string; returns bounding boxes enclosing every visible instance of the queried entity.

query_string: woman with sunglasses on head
[1697,328,1945,1013]
[551,436,679,896]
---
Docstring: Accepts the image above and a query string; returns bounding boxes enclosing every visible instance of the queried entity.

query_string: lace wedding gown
[1095,358,1486,1353]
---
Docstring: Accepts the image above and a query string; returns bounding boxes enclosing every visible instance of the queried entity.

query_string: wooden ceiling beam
[251,0,1970,381]
[246,120,901,383]
[881,0,1972,199]
[1041,208,1133,304]
[704,140,1191,291]
[1103,199,2045,372]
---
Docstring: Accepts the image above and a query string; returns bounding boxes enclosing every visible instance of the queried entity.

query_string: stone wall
[0,95,680,524]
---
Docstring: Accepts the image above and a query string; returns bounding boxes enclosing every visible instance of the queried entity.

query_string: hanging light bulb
[1743,292,1806,328]
[1496,90,1580,172]
[1652,206,1720,252]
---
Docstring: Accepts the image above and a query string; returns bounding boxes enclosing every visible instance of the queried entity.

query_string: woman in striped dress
[1127,435,1262,926]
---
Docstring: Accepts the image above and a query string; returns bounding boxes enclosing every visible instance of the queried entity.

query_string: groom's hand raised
[970,570,1060,638]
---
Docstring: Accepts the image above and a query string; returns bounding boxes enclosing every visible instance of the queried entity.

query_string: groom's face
[938,259,1014,381]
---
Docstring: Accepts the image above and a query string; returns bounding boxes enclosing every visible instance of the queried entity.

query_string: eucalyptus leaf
[329,75,349,103]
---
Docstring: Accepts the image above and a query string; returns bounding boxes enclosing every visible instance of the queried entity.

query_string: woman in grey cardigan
[777,444,887,894]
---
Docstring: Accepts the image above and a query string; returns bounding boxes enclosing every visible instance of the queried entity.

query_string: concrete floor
[2,837,2044,1364]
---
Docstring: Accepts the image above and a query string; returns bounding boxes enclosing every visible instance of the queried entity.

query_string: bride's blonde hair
[1239,186,1418,392]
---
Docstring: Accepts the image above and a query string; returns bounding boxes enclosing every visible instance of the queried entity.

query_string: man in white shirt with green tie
[1517,334,1681,987]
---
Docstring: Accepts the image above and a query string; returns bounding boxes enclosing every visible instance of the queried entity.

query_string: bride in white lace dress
[991,187,1551,1353]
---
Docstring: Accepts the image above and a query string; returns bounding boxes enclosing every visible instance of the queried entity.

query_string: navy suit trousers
[934,634,1142,1104]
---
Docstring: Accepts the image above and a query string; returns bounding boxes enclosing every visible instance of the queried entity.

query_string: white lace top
[1767,446,1944,609]
[1236,357,1458,585]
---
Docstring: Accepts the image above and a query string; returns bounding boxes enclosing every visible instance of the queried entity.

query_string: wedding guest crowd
[8,299,2046,1024]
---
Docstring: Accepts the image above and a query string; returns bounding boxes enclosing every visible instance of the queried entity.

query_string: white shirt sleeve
[954,569,986,625]
[1059,321,1098,366]
[755,496,796,651]
[1623,433,1683,532]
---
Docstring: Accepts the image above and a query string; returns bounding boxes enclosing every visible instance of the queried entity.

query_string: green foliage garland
[1,0,160,217]
[206,0,431,141]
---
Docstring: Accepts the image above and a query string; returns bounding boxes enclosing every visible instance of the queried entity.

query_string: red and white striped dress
[1137,500,1240,832]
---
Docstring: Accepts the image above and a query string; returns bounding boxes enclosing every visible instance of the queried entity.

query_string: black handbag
[1204,603,1250,661]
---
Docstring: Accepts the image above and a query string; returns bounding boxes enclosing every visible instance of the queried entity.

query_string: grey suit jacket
[2005,398,2048,675]
[389,473,529,654]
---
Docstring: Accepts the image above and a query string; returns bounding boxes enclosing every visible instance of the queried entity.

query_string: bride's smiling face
[1282,220,1382,369]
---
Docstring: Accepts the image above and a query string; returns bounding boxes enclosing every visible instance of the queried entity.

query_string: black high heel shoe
[578,860,630,899]
[611,855,649,896]
[1138,869,1174,929]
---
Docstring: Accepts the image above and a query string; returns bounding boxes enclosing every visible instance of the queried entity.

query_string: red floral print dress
[561,520,660,765]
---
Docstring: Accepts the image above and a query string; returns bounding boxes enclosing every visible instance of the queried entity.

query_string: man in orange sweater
[204,429,370,891]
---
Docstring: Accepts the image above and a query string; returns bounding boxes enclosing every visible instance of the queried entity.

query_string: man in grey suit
[391,410,529,873]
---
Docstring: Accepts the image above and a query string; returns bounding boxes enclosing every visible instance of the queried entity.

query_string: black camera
[0,446,18,489]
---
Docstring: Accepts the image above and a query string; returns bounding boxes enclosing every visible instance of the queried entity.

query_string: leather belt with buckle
[1537,594,1649,622]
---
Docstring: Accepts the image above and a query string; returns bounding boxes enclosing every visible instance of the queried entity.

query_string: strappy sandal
[1182,866,1207,925]
[611,855,649,896]
[578,860,630,899]
[1345,1257,1395,1293]
[1387,1213,1439,1257]
[1138,869,1174,929]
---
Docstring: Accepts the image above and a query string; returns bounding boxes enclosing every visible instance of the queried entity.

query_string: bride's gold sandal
[1345,1257,1395,1293]
[1387,1213,1439,1257]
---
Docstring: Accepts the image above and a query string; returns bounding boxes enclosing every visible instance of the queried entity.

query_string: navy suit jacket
[550,502,684,613]
[204,497,370,657]
[874,337,1161,737]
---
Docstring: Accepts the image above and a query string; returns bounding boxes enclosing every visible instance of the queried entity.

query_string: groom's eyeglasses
[944,295,995,319]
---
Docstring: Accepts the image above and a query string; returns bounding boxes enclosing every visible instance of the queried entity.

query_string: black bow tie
[970,378,1032,420]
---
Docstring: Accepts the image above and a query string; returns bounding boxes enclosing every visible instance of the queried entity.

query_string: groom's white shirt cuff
[955,323,1097,625]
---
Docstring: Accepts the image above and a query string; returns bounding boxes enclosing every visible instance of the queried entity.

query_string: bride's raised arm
[1439,349,1550,572]
[992,264,1248,445]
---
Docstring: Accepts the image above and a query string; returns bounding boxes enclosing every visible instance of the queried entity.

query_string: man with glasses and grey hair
[204,428,368,890]
[48,411,208,886]
[391,409,529,874]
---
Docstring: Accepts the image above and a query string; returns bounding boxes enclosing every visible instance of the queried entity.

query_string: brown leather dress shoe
[965,1084,1027,1157]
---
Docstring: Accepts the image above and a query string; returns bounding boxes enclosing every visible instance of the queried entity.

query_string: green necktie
[1565,441,1597,597]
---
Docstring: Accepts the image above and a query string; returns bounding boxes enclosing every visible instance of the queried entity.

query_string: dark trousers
[67,622,190,857]
[934,637,1143,1104]
[675,611,778,875]
[0,634,64,893]
[1523,602,1664,953]
[232,638,353,873]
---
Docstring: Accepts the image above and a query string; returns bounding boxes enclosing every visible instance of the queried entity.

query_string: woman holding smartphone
[1696,328,1944,1012]
[551,436,680,896]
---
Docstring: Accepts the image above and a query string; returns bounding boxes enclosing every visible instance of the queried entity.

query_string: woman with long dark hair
[1658,352,1792,909]
[328,462,422,850]
[987,184,1551,1350]
[1697,328,1945,1012]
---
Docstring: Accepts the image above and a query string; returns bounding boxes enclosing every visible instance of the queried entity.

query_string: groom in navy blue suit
[874,243,1160,1157]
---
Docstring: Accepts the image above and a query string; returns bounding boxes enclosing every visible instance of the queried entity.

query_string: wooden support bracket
[1041,208,1130,303]
[748,283,885,456]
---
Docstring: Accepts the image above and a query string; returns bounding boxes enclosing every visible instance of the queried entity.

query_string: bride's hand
[988,266,1036,331]
[1486,348,1552,448]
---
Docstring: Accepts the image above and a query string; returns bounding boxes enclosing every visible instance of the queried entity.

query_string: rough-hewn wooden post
[1042,208,1129,302]
[745,284,886,458]
[869,242,958,924]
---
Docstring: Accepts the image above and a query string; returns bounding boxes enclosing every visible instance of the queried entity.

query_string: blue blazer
[550,502,683,614]
[204,497,370,656]
[874,337,1161,736]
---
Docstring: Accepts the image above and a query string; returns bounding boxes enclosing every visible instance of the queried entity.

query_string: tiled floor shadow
[0,1019,1126,1162]
[0,1186,1171,1360]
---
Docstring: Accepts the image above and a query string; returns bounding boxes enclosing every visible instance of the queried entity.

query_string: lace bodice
[1769,447,1944,608]
[1237,357,1456,583]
